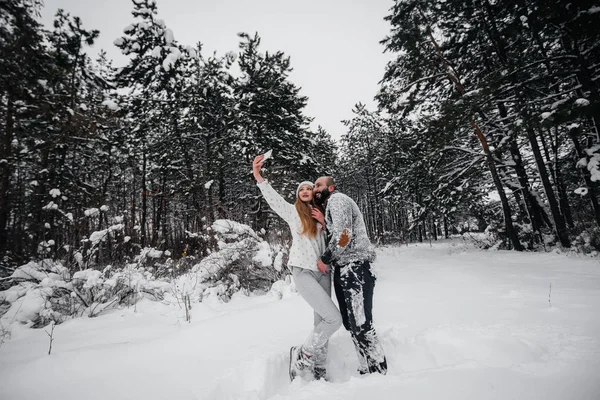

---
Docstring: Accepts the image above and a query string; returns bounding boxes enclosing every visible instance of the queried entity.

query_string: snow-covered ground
[1,240,599,400]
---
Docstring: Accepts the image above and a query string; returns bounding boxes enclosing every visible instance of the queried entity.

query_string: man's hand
[311,208,325,227]
[317,259,328,274]
[338,229,350,247]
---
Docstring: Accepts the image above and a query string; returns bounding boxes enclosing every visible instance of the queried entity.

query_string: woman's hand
[311,208,325,227]
[252,155,265,183]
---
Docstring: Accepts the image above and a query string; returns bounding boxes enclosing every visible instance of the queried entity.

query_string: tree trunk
[31,148,50,254]
[141,149,147,247]
[525,126,571,247]
[153,177,160,247]
[496,102,547,234]
[482,135,523,250]
[539,128,574,228]
[443,215,449,239]
[496,159,529,225]
[204,136,214,225]
[555,171,574,229]
[508,138,550,231]
[0,96,14,256]
[364,131,384,238]
[161,175,168,249]
[130,157,137,242]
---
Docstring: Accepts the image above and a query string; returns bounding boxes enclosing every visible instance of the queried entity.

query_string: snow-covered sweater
[257,181,325,272]
[320,192,376,266]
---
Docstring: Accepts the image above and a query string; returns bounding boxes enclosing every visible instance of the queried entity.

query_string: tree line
[0,0,336,272]
[338,0,600,251]
[1,0,599,276]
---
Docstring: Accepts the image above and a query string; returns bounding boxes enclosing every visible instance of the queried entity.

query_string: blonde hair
[295,199,318,238]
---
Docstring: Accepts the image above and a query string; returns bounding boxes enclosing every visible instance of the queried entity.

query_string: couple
[252,154,387,382]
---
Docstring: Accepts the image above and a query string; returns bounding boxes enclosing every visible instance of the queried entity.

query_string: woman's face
[297,185,314,203]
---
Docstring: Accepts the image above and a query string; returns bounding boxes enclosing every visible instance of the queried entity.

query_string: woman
[252,154,342,381]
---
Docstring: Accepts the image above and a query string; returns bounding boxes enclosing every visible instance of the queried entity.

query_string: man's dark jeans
[333,260,387,374]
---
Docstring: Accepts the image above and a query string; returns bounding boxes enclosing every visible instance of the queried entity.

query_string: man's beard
[314,187,331,206]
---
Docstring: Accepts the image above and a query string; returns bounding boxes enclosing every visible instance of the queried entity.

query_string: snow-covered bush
[0,259,170,330]
[176,219,287,303]
[462,229,500,249]
[268,275,296,300]
[469,221,539,250]
[512,222,540,250]
[68,264,170,319]
[572,227,600,255]
[0,219,290,333]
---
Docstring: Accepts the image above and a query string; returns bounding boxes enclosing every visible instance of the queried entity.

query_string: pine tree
[0,0,49,262]
[380,0,524,250]
[180,48,237,226]
[233,32,317,228]
[310,126,338,177]
[114,0,194,248]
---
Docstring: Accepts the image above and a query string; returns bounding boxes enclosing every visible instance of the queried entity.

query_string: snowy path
[1,241,600,399]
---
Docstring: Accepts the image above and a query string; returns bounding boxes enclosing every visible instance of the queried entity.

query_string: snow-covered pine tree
[180,48,238,228]
[522,0,600,232]
[309,126,338,178]
[427,0,599,247]
[114,0,194,249]
[0,2,111,265]
[375,0,600,250]
[0,0,50,264]
[380,0,524,250]
[37,9,107,260]
[338,104,388,240]
[233,32,318,229]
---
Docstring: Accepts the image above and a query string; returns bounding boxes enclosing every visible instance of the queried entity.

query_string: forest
[1,0,599,283]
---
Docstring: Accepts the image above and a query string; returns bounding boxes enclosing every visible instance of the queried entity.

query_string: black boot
[313,366,327,381]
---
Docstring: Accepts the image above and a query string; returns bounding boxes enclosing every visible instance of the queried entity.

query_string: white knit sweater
[257,181,325,272]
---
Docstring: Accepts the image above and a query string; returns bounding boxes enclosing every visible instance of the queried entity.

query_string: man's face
[313,177,332,206]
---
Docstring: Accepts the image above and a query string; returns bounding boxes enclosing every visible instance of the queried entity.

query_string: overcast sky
[40,0,394,141]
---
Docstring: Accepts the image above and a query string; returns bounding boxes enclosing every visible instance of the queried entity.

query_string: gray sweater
[320,192,376,265]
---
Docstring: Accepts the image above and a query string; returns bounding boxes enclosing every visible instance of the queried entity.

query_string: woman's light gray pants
[292,266,342,368]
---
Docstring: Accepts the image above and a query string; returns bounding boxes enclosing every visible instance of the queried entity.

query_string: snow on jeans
[333,260,387,374]
[292,266,342,368]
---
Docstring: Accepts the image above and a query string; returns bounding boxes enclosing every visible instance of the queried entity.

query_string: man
[313,176,387,375]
